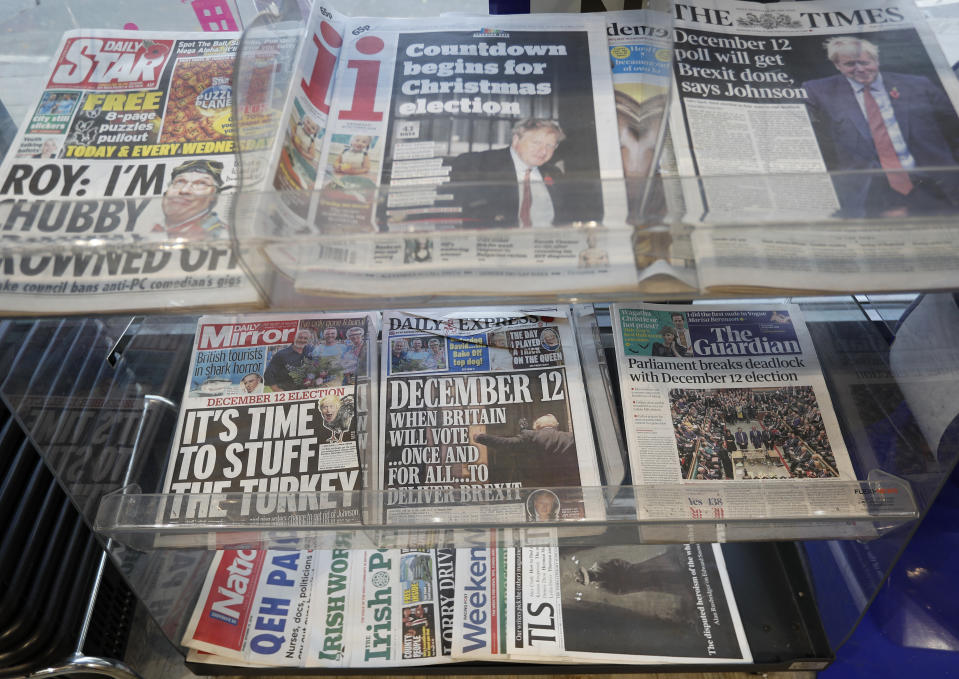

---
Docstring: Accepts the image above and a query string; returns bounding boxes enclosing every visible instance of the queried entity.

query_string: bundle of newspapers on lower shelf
[182,539,751,668]
[159,302,877,667]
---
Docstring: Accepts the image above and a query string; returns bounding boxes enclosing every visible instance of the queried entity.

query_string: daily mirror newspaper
[379,307,603,525]
[160,312,377,524]
[611,302,862,522]
[662,0,959,223]
[0,30,261,313]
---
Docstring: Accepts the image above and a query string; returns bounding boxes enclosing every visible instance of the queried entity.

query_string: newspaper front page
[661,0,959,224]
[611,302,863,522]
[160,312,377,525]
[379,307,603,525]
[256,5,642,298]
[505,541,751,664]
[0,30,261,313]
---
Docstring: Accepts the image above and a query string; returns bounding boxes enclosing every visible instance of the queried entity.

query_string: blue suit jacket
[802,72,959,217]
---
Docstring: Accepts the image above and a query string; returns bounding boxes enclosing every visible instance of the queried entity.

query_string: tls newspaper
[611,302,862,521]
[505,541,751,664]
[379,307,604,525]
[161,312,377,524]
[661,0,959,223]
[0,30,260,313]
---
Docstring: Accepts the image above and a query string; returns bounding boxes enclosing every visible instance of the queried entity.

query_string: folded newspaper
[182,544,454,667]
[254,3,648,298]
[160,312,377,526]
[0,30,262,313]
[182,538,751,668]
[378,307,605,526]
[611,302,866,523]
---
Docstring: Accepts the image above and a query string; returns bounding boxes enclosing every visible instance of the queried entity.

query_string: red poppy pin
[889,87,900,99]
[544,175,554,187]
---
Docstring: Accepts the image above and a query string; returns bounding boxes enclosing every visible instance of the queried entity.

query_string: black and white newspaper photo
[378,307,603,525]
[612,302,862,521]
[508,542,751,664]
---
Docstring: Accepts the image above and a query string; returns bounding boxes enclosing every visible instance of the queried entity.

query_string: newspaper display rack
[0,0,958,675]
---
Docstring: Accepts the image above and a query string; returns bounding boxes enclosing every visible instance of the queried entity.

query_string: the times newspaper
[160,312,377,524]
[379,307,604,525]
[505,540,751,664]
[663,0,959,223]
[256,4,644,298]
[182,543,454,667]
[659,0,959,293]
[0,30,260,313]
[611,302,865,522]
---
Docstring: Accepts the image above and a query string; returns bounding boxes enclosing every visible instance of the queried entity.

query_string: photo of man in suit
[447,118,599,228]
[802,36,959,218]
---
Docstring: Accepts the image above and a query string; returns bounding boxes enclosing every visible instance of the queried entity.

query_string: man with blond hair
[802,35,959,218]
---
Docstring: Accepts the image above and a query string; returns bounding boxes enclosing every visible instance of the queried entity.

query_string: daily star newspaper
[254,5,643,298]
[506,541,751,664]
[161,312,377,525]
[662,0,959,224]
[379,307,603,525]
[0,30,261,313]
[182,544,455,668]
[611,302,863,522]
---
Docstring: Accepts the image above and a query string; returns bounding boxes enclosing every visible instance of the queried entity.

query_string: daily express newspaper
[453,535,750,664]
[182,544,455,668]
[379,307,603,525]
[663,0,959,224]
[611,302,863,522]
[0,30,260,313]
[161,312,377,524]
[255,4,641,298]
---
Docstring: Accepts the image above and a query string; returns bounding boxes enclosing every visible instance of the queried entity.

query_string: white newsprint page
[662,0,959,223]
[611,302,862,522]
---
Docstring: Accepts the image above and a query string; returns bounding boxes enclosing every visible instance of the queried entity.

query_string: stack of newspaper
[2,0,957,311]
[181,538,751,668]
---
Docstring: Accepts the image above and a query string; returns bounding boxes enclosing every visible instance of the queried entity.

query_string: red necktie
[862,86,913,195]
[519,168,532,228]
